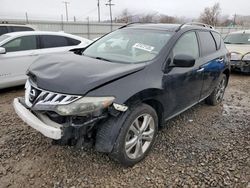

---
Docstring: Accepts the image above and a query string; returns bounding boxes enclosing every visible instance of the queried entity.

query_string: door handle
[197,67,204,72]
[217,58,224,63]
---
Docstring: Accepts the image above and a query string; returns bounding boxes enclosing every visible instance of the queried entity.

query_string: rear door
[163,31,205,118]
[197,31,227,99]
[0,35,39,87]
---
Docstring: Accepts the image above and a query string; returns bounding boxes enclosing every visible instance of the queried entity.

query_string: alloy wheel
[215,77,226,102]
[125,114,155,159]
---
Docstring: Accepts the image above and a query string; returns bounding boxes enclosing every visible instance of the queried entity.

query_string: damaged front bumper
[230,60,250,73]
[13,98,63,140]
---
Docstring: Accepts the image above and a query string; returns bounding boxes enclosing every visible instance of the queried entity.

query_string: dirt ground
[0,73,249,188]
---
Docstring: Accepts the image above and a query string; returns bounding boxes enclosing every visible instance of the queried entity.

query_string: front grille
[25,80,81,107]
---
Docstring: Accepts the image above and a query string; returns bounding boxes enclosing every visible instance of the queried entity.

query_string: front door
[162,31,204,119]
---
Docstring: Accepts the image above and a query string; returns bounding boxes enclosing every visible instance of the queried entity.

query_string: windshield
[83,28,173,63]
[224,33,250,44]
[0,35,10,44]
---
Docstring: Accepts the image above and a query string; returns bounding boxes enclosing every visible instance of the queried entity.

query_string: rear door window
[0,26,8,35]
[40,35,70,48]
[3,35,37,52]
[198,31,217,56]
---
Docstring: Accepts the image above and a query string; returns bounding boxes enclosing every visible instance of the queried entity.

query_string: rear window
[198,31,217,56]
[11,26,34,32]
[39,35,78,48]
[0,26,8,35]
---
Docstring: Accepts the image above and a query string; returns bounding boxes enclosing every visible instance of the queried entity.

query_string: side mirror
[0,47,6,54]
[173,54,195,67]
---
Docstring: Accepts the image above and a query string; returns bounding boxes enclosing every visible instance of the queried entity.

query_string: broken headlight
[55,97,115,116]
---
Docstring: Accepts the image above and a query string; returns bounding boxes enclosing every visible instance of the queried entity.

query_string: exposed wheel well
[142,99,164,127]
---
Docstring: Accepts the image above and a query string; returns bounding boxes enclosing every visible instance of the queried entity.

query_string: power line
[62,1,70,22]
[105,0,115,26]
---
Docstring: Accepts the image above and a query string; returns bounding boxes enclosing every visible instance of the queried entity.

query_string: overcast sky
[0,0,250,22]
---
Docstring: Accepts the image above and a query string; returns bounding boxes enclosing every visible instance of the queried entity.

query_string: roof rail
[176,22,214,31]
[118,22,157,29]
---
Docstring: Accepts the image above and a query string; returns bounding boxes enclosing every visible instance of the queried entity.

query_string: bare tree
[159,14,177,23]
[139,14,154,23]
[116,9,131,23]
[199,3,221,26]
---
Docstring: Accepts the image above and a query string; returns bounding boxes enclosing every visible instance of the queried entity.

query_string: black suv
[14,23,230,166]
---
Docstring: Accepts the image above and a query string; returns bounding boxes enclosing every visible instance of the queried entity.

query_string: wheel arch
[124,88,165,127]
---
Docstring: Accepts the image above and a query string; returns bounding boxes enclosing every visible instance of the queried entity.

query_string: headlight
[230,52,242,61]
[55,97,115,116]
[242,53,250,61]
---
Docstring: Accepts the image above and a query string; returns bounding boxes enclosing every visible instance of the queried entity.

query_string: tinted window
[67,37,81,45]
[0,26,8,35]
[173,31,199,59]
[211,32,222,50]
[3,35,37,52]
[11,26,34,32]
[40,35,70,48]
[198,31,217,56]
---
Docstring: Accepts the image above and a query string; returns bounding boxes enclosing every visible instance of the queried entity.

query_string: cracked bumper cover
[13,98,63,140]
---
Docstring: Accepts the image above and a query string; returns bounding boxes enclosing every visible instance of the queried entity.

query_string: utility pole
[233,13,237,26]
[25,12,29,24]
[62,1,70,22]
[105,0,115,30]
[97,0,101,22]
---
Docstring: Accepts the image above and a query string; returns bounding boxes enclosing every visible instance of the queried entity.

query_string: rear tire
[205,74,227,106]
[110,103,158,167]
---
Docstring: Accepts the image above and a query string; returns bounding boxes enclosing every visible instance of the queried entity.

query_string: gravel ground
[0,74,249,188]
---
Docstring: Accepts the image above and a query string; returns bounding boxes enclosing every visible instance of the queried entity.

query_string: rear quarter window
[198,31,217,56]
[66,37,81,46]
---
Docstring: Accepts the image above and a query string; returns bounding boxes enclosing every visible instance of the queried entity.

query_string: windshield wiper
[95,56,112,62]
[82,53,112,62]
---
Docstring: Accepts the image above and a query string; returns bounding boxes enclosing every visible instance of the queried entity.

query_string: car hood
[226,44,250,55]
[28,53,146,95]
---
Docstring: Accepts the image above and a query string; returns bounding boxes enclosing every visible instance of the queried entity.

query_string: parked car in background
[0,31,92,89]
[13,23,230,166]
[0,24,35,36]
[224,30,250,73]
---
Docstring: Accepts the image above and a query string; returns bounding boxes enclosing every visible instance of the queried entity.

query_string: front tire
[110,103,158,167]
[205,74,227,106]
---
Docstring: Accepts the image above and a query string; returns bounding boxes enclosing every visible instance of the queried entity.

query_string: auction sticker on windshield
[133,43,155,52]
